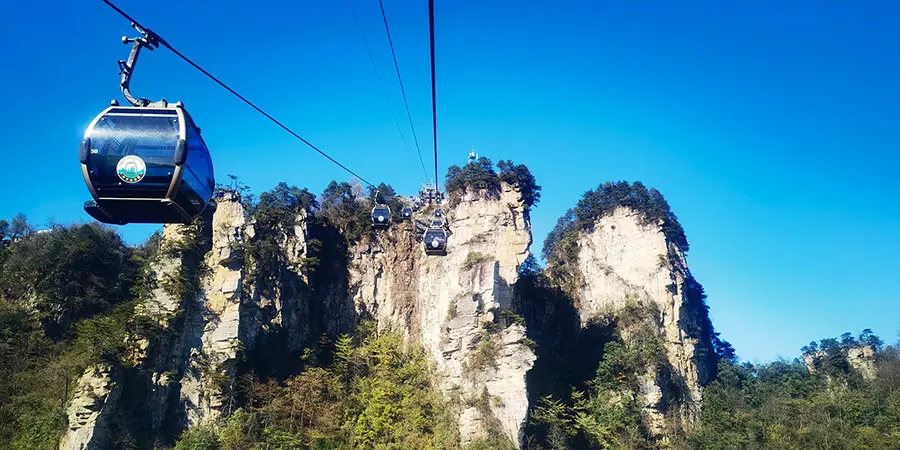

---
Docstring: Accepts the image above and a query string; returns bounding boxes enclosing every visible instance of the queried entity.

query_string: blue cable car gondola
[424,226,448,255]
[80,23,214,225]
[401,207,413,219]
[423,216,448,255]
[80,104,214,224]
[372,205,391,229]
[371,189,392,229]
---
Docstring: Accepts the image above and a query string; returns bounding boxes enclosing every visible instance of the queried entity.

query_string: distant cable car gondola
[372,205,391,229]
[371,190,391,229]
[401,207,413,219]
[423,216,448,255]
[80,24,214,225]
[434,208,444,218]
[424,226,448,255]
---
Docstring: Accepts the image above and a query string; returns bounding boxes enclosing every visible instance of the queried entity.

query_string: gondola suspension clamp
[118,23,167,108]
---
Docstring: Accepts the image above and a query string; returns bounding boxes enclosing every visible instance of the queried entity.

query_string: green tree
[9,213,34,240]
[319,181,370,242]
[841,331,857,347]
[497,159,541,209]
[859,328,884,350]
[179,324,460,449]
[445,158,539,212]
[174,425,220,450]
[0,223,138,338]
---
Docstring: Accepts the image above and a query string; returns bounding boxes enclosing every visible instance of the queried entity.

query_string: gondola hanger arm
[118,22,166,107]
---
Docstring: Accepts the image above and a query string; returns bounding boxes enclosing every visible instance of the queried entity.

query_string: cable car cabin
[79,105,214,225]
[423,227,448,256]
[372,206,391,229]
[434,209,444,218]
[401,207,413,219]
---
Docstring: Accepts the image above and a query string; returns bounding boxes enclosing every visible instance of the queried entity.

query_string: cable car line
[99,0,376,187]
[417,0,448,256]
[428,0,439,189]
[377,0,429,182]
[347,0,427,181]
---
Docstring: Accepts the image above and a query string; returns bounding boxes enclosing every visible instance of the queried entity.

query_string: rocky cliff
[179,194,247,426]
[350,184,535,445]
[535,204,716,441]
[575,207,713,432]
[60,217,213,449]
[59,184,536,448]
[56,176,725,449]
[58,365,120,450]
[803,344,878,381]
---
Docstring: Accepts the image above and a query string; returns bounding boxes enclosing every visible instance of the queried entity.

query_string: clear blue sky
[2,0,898,362]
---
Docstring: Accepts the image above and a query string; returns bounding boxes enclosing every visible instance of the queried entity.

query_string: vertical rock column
[58,365,121,450]
[139,220,213,440]
[351,184,536,446]
[181,194,247,425]
[59,222,200,449]
[573,207,711,435]
[244,209,313,355]
[424,186,535,446]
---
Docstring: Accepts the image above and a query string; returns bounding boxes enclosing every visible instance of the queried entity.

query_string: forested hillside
[681,335,900,449]
[0,217,149,448]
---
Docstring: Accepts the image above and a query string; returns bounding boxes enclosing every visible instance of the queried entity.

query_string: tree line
[543,181,688,262]
[445,157,541,212]
[680,335,900,450]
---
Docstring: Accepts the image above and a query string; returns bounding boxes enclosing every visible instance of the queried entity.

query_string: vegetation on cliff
[528,314,664,449]
[517,252,900,449]
[0,215,158,449]
[543,181,688,264]
[680,332,900,450]
[174,322,461,449]
[4,177,900,450]
[516,259,689,449]
[445,157,541,211]
[244,181,317,293]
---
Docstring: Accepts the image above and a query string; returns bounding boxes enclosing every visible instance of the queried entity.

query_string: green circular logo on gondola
[116,155,147,183]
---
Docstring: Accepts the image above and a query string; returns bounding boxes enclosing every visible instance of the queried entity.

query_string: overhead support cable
[428,0,439,188]
[377,0,430,180]
[347,0,427,181]
[100,0,375,187]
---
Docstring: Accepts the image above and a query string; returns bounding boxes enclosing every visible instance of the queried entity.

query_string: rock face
[847,346,877,381]
[247,208,316,355]
[59,220,203,450]
[570,207,712,435]
[350,184,535,445]
[58,365,121,450]
[58,194,330,447]
[57,188,725,448]
[55,183,732,448]
[181,193,247,425]
[803,345,878,381]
